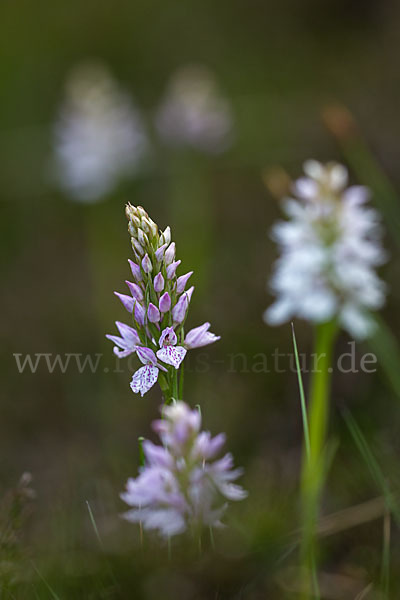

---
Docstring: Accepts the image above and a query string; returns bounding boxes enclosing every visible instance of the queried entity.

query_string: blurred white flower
[53,62,149,202]
[155,65,234,154]
[264,160,387,339]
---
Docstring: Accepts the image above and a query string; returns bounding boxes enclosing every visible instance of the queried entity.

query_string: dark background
[2,0,400,597]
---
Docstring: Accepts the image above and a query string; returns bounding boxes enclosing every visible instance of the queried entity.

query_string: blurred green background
[2,0,400,597]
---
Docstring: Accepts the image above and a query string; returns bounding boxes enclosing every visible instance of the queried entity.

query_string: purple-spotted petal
[130,365,159,396]
[156,345,187,369]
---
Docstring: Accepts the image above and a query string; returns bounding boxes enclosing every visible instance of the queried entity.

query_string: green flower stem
[300,320,337,598]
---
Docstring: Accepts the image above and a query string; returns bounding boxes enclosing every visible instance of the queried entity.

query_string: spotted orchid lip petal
[156,345,186,369]
[130,365,159,396]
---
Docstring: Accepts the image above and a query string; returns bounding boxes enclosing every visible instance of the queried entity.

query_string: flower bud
[114,291,134,313]
[160,226,171,247]
[132,238,145,257]
[172,292,189,324]
[148,303,161,323]
[137,228,149,248]
[155,243,167,262]
[148,219,158,238]
[176,271,193,293]
[159,292,171,313]
[125,280,144,302]
[128,259,142,282]
[141,218,151,234]
[164,242,176,266]
[142,253,153,274]
[134,300,145,327]
[154,272,165,293]
[166,259,181,279]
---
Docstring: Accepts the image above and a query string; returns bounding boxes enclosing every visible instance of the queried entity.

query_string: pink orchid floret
[130,347,167,397]
[156,327,187,369]
[184,322,221,349]
[106,321,140,358]
[121,401,247,538]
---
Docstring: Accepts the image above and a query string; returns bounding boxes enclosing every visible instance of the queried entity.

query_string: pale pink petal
[130,365,159,396]
[157,345,186,369]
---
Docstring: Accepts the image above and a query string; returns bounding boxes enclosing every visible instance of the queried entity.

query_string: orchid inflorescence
[121,402,247,537]
[106,204,220,400]
[106,205,246,540]
[264,160,387,339]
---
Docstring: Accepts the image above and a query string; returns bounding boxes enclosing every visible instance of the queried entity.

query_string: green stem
[300,320,337,599]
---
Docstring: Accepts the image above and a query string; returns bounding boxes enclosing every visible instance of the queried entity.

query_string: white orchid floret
[264,160,387,339]
[53,62,149,202]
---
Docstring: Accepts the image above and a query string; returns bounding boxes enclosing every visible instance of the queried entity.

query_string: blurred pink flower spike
[106,321,140,358]
[184,322,221,349]
[156,327,187,369]
[130,347,167,397]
